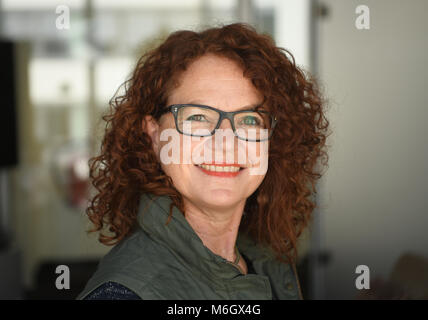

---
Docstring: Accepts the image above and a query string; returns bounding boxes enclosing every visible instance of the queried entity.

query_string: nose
[212,116,237,151]
[217,116,234,130]
[215,117,236,142]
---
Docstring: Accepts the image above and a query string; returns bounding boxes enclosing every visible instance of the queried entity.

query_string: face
[145,54,269,211]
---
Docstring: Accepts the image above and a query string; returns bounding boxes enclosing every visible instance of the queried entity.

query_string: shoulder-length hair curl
[87,23,329,264]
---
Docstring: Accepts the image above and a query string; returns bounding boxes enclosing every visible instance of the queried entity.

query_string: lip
[199,162,242,167]
[195,163,245,178]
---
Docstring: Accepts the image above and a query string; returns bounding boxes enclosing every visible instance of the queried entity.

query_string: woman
[77,23,329,300]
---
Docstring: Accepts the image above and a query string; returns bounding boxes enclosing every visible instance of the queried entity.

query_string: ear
[143,115,160,155]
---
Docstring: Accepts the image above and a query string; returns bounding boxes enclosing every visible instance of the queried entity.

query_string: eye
[187,114,208,122]
[240,115,261,126]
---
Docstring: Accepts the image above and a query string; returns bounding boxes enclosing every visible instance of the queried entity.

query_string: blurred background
[0,0,427,300]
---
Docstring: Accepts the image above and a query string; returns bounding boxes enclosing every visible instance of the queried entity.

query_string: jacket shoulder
[76,229,171,300]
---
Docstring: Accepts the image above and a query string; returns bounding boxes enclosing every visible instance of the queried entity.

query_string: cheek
[245,141,269,168]
[248,167,266,185]
[158,134,193,184]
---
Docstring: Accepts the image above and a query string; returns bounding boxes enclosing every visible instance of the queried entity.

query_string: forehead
[184,54,244,79]
[167,54,262,107]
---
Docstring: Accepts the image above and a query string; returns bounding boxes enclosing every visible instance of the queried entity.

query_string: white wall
[274,0,310,70]
[317,0,428,299]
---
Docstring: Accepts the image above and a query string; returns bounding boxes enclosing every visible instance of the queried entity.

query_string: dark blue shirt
[83,281,141,300]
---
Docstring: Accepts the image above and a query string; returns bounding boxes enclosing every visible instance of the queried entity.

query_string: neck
[182,197,245,263]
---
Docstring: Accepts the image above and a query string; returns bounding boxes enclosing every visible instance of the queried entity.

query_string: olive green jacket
[77,193,302,300]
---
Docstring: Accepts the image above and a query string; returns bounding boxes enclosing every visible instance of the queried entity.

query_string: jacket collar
[136,193,283,281]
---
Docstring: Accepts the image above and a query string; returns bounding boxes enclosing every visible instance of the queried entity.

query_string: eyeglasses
[159,104,278,142]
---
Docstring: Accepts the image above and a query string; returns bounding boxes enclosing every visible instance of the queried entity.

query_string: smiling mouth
[194,163,245,177]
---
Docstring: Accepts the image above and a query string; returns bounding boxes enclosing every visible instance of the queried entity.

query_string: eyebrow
[186,100,263,111]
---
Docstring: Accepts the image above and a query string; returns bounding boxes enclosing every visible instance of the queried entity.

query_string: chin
[200,189,244,207]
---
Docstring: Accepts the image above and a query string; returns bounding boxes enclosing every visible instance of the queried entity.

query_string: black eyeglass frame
[160,103,278,142]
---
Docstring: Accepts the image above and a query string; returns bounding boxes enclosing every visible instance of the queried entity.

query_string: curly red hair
[87,23,329,264]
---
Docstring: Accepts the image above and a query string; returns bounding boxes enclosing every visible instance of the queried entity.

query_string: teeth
[198,164,241,172]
